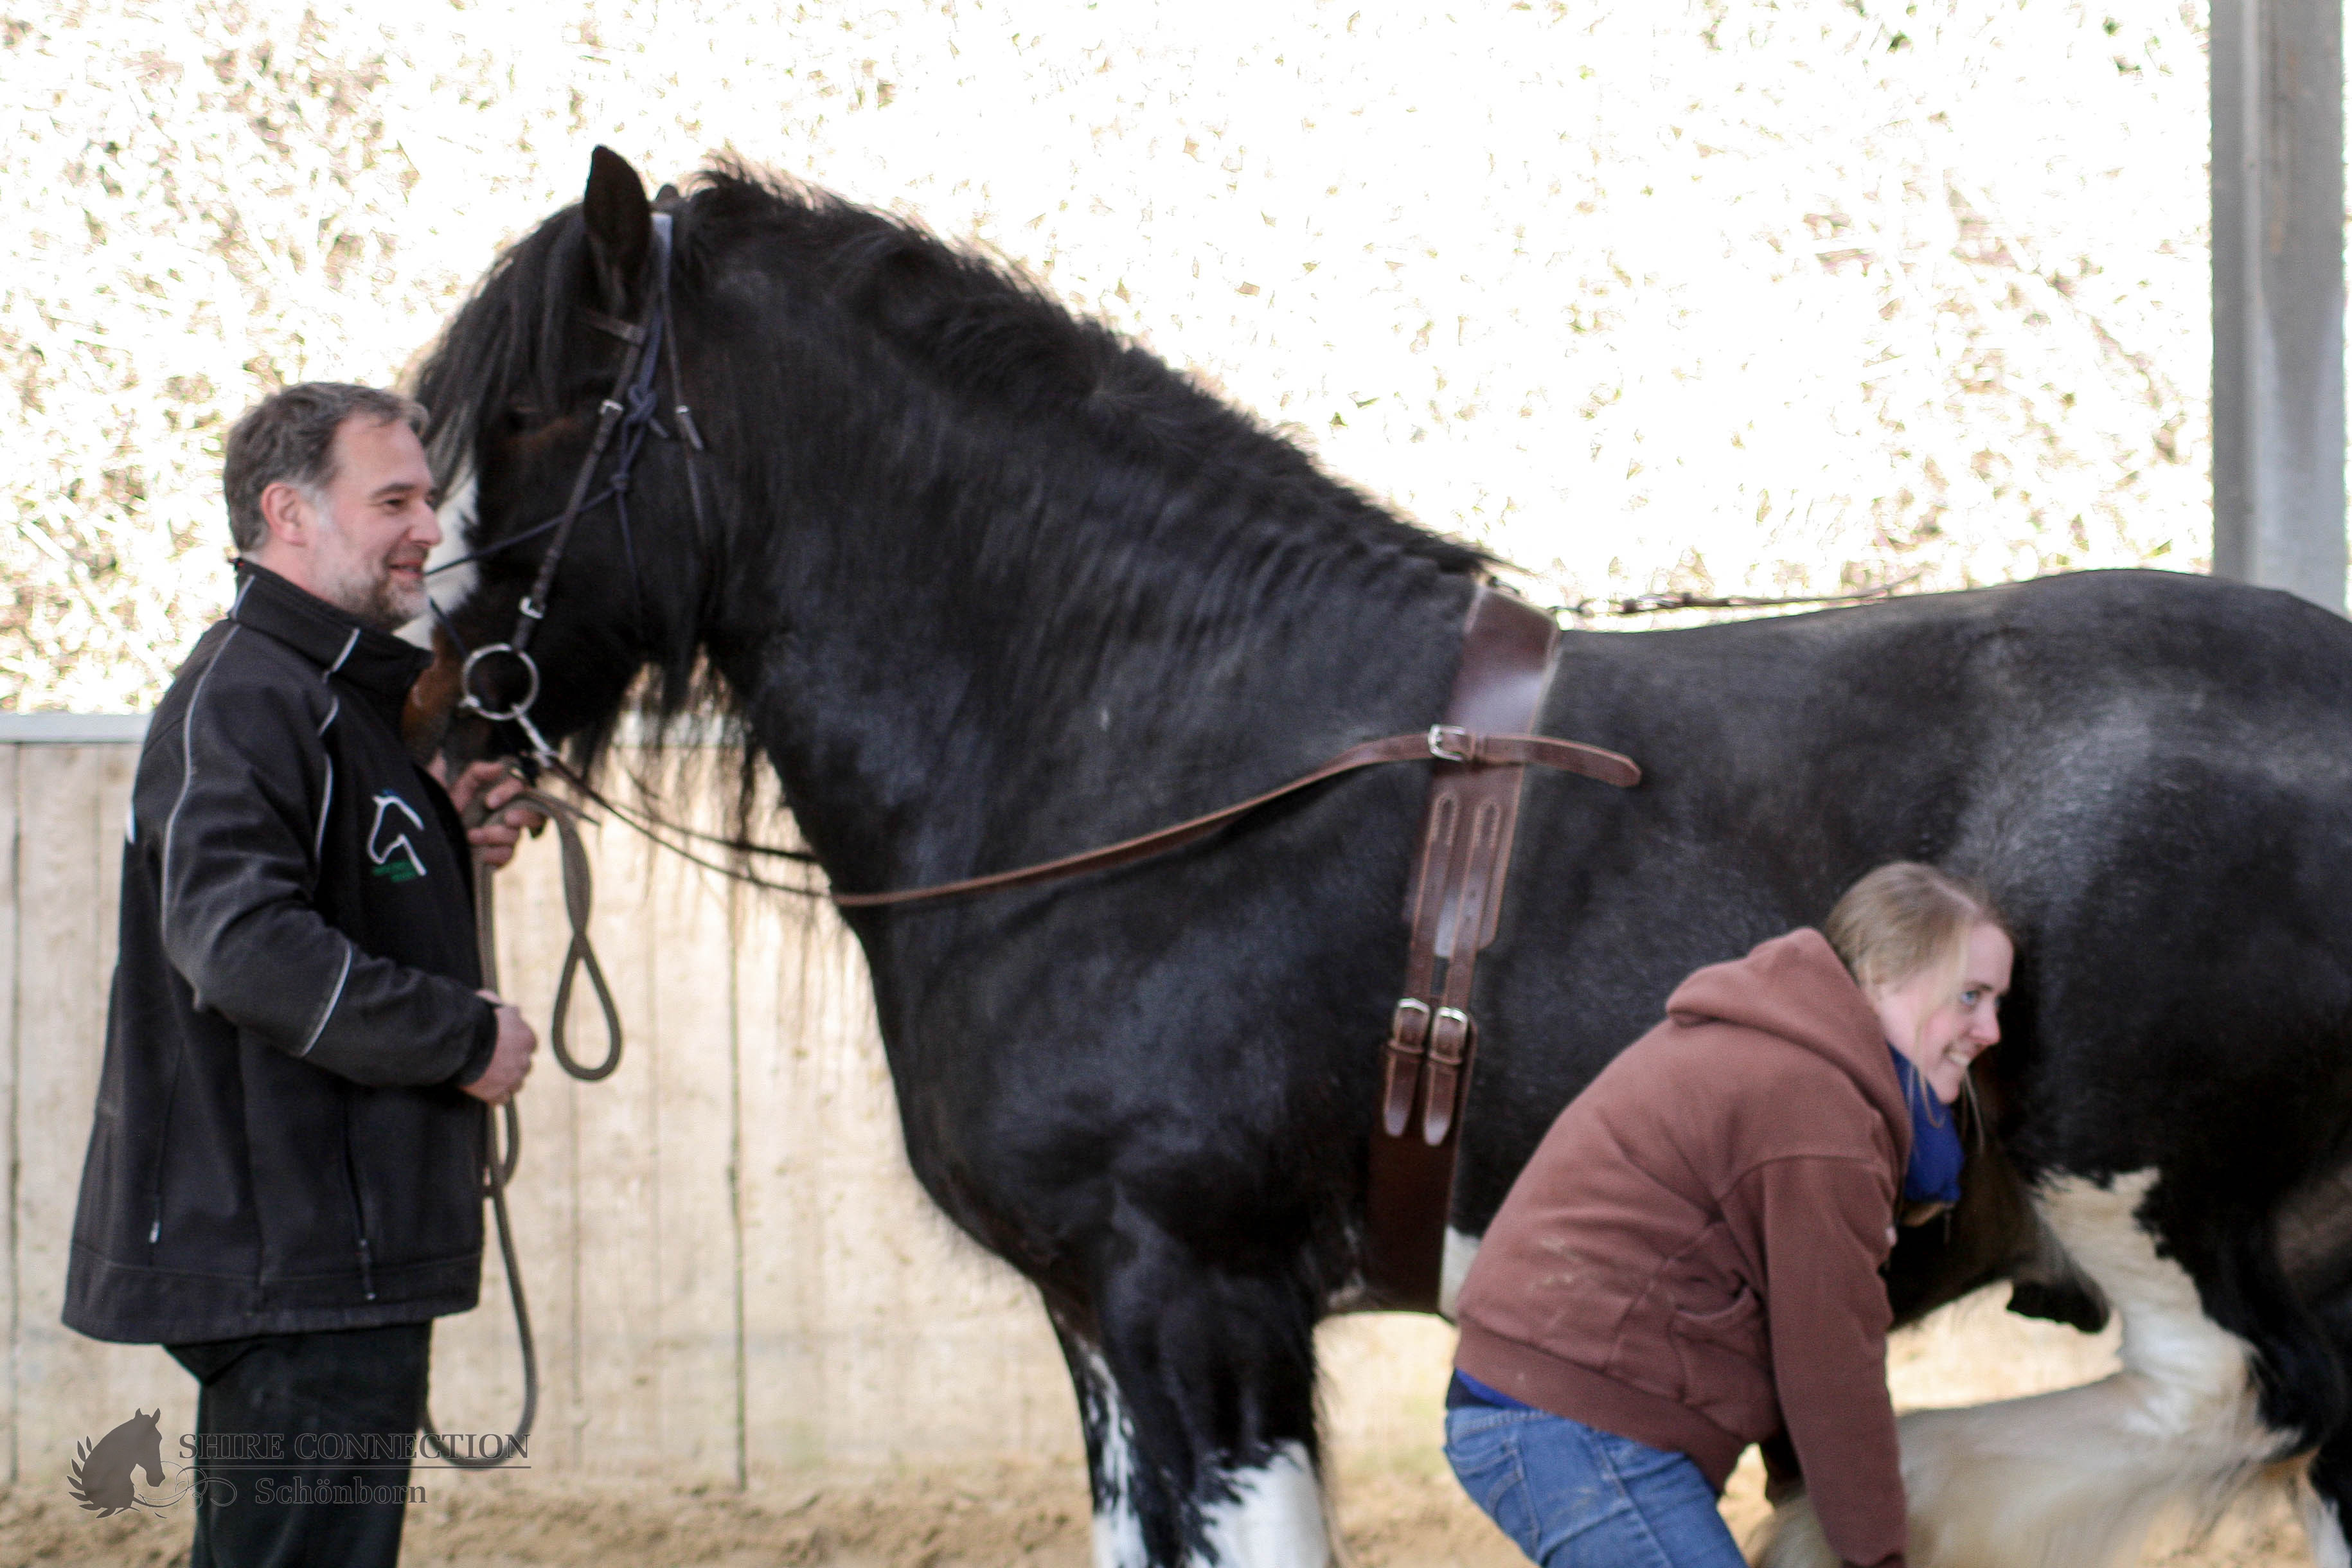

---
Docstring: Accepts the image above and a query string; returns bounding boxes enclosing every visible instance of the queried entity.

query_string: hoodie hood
[1666,927,1911,1166]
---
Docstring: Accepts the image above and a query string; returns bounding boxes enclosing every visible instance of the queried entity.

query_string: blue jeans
[1444,1405,1745,1567]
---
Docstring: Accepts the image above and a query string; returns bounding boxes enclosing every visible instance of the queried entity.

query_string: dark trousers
[166,1323,432,1568]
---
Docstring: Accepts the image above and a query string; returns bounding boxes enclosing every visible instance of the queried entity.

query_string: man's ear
[256,479,315,549]
[582,146,653,318]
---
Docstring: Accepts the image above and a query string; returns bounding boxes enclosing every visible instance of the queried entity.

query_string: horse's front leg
[1050,1216,1331,1567]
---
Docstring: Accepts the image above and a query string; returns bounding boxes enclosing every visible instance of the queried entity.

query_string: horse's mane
[414,159,1489,805]
[684,164,1480,562]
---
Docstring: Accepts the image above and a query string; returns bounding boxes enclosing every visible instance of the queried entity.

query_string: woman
[1448,862,2013,1568]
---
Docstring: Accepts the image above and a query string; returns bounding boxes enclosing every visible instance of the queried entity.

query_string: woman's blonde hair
[1824,862,2009,1000]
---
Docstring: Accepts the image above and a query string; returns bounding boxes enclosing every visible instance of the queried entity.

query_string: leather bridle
[428,207,706,772]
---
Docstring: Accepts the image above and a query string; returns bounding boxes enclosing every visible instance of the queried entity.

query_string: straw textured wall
[7,0,2212,710]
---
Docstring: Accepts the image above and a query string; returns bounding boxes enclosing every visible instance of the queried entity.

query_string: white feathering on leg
[1194,1441,1330,1567]
[1758,1173,2289,1568]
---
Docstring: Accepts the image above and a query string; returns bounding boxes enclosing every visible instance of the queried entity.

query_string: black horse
[415,148,2352,1567]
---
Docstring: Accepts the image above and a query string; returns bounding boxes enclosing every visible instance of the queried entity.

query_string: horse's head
[91,1407,165,1488]
[130,1408,163,1486]
[411,147,716,772]
[408,140,1213,778]
[409,143,1486,829]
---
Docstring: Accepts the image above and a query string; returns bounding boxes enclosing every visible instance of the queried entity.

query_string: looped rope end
[550,934,624,1082]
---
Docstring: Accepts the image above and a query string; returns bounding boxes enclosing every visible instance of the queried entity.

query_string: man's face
[296,416,440,632]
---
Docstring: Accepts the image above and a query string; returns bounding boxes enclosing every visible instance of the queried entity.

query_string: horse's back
[1472,569,2352,1205]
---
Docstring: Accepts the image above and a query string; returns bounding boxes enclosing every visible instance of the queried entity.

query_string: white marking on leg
[2304,1481,2352,1568]
[1196,1441,1330,1567]
[1080,1350,1148,1568]
[1760,1171,2286,1568]
[1438,1226,1481,1322]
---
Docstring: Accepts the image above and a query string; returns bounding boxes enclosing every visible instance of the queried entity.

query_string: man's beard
[316,555,427,632]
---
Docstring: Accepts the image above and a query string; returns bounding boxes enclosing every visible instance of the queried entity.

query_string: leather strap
[1364,586,1565,1310]
[820,586,1633,1317]
[830,721,1636,908]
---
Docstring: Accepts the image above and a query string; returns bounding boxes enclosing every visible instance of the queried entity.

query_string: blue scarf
[1889,1046,1964,1206]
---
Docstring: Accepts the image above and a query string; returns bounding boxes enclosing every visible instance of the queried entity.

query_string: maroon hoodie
[1454,929,1912,1568]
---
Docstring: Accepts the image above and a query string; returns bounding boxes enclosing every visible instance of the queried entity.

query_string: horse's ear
[582,146,652,316]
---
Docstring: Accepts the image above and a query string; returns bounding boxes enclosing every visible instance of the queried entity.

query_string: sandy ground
[3,1292,2324,1567]
[1,1452,2320,1568]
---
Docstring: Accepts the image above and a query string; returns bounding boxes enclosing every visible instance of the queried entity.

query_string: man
[63,382,540,1567]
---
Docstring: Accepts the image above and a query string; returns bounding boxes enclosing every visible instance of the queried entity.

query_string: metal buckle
[1430,1006,1474,1065]
[512,709,559,770]
[518,596,546,621]
[1427,725,1474,763]
[1388,997,1432,1048]
[458,642,542,724]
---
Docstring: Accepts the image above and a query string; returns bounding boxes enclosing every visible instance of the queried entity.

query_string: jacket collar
[229,562,431,706]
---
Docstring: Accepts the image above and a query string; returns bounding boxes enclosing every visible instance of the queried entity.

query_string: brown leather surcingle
[1364,586,1566,1312]
[817,582,1634,1315]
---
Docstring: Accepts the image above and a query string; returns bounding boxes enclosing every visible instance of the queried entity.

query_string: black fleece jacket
[64,562,497,1344]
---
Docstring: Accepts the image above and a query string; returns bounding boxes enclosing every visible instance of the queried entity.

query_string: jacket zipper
[148,1044,184,1256]
[341,1100,378,1301]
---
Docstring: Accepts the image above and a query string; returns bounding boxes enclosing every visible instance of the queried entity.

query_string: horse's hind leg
[1762,1170,2331,1568]
[1050,1224,1330,1567]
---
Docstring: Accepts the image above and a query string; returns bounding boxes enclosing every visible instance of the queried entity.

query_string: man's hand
[464,993,537,1104]
[431,759,549,870]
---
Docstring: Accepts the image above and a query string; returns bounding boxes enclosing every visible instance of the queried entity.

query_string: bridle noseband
[431,208,705,769]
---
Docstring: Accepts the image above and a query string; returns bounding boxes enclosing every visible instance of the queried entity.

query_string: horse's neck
[718,453,1475,895]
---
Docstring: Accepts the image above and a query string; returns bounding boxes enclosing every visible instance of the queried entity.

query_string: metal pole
[2212,0,2346,612]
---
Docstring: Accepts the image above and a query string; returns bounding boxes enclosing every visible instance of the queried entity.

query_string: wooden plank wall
[5,742,201,1490]
[0,738,1084,1489]
[0,736,1455,1495]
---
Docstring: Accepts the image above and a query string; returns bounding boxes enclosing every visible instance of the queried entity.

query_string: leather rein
[832,722,1635,907]
[431,209,1643,1317]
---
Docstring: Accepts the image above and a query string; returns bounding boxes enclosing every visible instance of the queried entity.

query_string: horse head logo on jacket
[368,790,429,883]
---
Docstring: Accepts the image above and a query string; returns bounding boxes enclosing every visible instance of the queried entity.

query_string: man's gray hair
[222,383,427,553]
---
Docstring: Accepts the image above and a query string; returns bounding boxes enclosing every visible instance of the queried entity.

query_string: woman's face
[1872,922,2014,1103]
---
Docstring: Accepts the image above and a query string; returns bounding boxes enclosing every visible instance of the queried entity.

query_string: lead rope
[422,784,623,1468]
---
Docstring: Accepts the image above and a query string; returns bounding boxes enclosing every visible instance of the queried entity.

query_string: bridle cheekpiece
[434,207,703,771]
